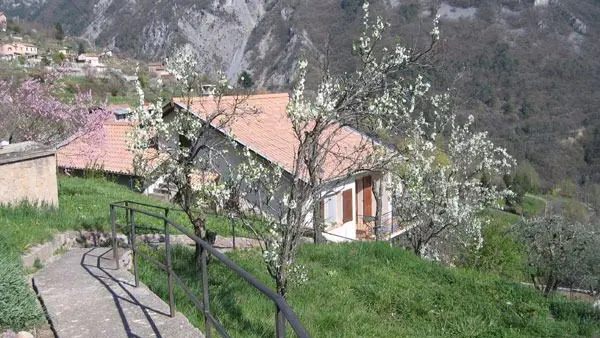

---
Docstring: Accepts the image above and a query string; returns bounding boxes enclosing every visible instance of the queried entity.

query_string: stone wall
[0,142,58,207]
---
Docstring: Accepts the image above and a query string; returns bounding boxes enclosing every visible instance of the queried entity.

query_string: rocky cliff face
[0,0,597,89]
[0,0,314,88]
[2,0,600,187]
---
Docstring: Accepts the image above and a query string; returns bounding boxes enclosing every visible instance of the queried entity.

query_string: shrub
[0,237,43,330]
[517,216,600,295]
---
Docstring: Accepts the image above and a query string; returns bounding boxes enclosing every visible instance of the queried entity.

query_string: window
[148,136,159,150]
[179,134,192,149]
[342,189,353,223]
[325,196,337,224]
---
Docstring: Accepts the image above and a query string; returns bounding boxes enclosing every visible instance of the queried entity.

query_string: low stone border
[136,233,261,250]
[22,232,79,270]
[21,231,128,270]
[21,231,261,270]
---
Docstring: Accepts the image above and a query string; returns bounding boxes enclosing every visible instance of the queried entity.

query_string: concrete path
[33,247,203,338]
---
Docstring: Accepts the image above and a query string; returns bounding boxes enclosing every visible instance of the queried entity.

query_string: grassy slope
[0,239,44,330]
[0,175,246,253]
[1,177,596,334]
[139,242,600,337]
[0,175,243,330]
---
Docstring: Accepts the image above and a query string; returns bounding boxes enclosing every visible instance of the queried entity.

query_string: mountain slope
[2,0,600,190]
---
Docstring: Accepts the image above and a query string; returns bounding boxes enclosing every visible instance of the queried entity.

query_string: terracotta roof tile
[59,93,375,179]
[57,116,136,174]
[174,93,374,181]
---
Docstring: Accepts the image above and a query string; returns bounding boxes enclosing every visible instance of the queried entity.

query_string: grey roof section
[0,141,56,165]
[33,247,203,338]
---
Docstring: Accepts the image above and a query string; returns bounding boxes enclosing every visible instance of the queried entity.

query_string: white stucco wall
[321,179,357,241]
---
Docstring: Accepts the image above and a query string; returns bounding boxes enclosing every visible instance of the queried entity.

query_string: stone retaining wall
[0,142,58,207]
[22,231,260,269]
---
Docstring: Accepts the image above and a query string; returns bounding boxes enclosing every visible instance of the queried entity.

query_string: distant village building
[77,53,100,66]
[148,61,173,79]
[0,42,38,60]
[58,47,77,62]
[0,12,7,32]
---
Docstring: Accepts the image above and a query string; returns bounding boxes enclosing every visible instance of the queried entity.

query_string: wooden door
[363,176,373,217]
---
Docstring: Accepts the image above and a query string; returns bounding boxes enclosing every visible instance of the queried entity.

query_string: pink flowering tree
[0,77,109,155]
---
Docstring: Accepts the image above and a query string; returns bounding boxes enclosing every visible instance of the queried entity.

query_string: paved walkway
[33,247,203,338]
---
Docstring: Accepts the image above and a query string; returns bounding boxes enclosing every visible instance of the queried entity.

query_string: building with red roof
[57,94,400,240]
[166,93,398,241]
[56,105,141,189]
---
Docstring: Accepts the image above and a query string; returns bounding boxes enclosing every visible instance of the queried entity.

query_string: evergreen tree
[54,23,64,41]
[237,71,254,89]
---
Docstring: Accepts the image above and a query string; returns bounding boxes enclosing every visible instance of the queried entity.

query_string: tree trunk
[543,270,555,296]
[412,238,422,257]
[372,176,384,241]
[312,202,326,244]
[276,273,288,298]
[193,217,206,263]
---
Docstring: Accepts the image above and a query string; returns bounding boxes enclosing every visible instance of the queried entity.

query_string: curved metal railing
[109,200,310,338]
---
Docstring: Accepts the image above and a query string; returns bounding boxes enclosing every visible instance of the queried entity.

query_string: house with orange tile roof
[163,93,397,241]
[57,94,400,240]
[56,105,141,189]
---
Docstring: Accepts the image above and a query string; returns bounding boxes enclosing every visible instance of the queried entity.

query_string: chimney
[201,84,216,97]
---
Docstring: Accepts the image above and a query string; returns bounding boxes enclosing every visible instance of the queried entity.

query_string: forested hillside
[2,0,600,194]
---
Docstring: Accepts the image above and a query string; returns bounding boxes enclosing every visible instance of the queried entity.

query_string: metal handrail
[110,200,310,338]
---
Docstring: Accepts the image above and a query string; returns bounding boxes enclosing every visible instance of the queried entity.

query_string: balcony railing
[356,212,404,240]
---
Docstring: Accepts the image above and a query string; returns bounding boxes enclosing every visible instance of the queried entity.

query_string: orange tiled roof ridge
[172,93,375,181]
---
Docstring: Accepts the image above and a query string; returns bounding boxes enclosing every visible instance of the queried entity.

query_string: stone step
[33,247,203,338]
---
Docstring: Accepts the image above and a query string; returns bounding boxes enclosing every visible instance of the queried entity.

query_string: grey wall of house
[203,128,297,221]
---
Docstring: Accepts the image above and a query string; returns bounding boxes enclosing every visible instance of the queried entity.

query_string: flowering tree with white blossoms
[130,48,256,261]
[132,2,443,298]
[283,1,440,243]
[220,2,444,297]
[392,96,515,259]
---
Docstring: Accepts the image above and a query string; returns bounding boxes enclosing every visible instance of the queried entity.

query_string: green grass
[0,175,250,253]
[0,175,248,331]
[138,242,600,337]
[0,235,44,330]
[522,195,547,217]
[106,95,139,106]
[476,209,525,281]
[2,177,598,335]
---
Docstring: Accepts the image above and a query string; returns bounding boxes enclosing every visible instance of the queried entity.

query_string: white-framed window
[324,195,337,224]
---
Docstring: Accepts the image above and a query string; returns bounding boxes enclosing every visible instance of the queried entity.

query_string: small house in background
[0,42,38,60]
[0,12,7,32]
[0,141,59,207]
[56,105,141,190]
[58,47,77,62]
[148,61,173,79]
[77,53,100,66]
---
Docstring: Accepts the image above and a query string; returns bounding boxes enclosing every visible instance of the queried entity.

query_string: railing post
[201,248,212,338]
[276,306,286,338]
[110,205,119,269]
[131,209,139,287]
[231,215,236,250]
[164,208,175,318]
[125,201,130,245]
